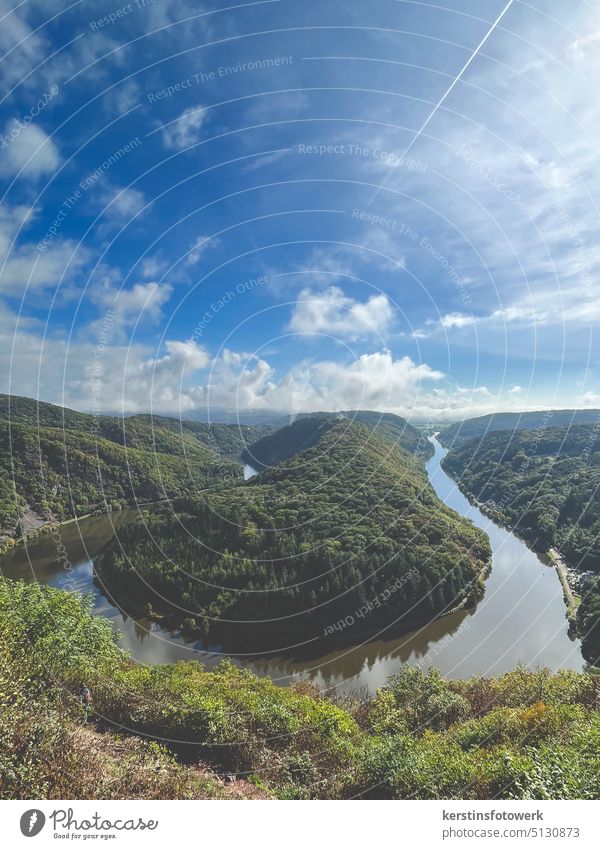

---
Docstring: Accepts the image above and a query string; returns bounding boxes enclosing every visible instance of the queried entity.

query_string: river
[0,436,583,694]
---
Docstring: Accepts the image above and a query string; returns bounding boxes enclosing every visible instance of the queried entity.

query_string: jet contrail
[368,0,516,204]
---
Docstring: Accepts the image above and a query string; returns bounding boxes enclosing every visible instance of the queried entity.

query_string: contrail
[368,0,516,204]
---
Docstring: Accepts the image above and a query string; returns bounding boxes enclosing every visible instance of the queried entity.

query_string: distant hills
[439,409,600,447]
[243,410,432,471]
[96,416,490,648]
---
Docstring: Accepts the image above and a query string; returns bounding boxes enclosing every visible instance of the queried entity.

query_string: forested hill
[95,419,491,649]
[126,414,274,458]
[243,410,431,470]
[440,424,600,664]
[439,409,600,447]
[0,395,264,544]
[0,395,273,457]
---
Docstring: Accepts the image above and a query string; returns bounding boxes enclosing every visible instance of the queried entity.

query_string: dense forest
[127,413,274,458]
[439,409,600,447]
[0,395,272,544]
[96,418,490,648]
[0,394,273,458]
[244,410,432,470]
[441,425,600,664]
[1,579,599,800]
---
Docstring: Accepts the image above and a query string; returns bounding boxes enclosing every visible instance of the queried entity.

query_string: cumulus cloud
[288,286,395,340]
[0,122,60,179]
[187,235,220,266]
[79,339,211,414]
[0,203,89,298]
[95,183,147,225]
[161,106,206,150]
[92,281,174,325]
[438,312,475,330]
[0,316,562,421]
[0,2,50,89]
[307,351,443,409]
[139,254,169,279]
[200,348,443,416]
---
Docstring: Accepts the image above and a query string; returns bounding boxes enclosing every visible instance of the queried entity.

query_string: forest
[441,424,600,664]
[439,410,600,447]
[1,579,599,800]
[95,417,490,648]
[244,409,432,470]
[0,395,271,544]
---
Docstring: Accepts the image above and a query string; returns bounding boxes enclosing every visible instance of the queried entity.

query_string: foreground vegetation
[441,425,600,665]
[1,580,599,800]
[96,418,490,647]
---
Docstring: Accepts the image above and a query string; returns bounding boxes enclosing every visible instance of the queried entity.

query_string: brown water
[0,438,583,694]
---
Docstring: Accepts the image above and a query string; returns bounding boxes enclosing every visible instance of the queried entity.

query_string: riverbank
[0,436,583,691]
[3,578,598,801]
[438,458,584,626]
[0,493,184,557]
[548,548,582,621]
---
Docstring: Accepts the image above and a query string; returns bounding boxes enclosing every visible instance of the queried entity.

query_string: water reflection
[0,437,583,694]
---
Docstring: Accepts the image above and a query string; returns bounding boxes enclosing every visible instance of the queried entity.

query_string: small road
[549,547,576,614]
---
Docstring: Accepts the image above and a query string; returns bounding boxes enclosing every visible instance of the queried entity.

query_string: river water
[0,437,583,694]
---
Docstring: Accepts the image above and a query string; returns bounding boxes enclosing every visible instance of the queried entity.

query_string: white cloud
[438,312,475,329]
[187,235,220,266]
[0,2,49,89]
[576,391,600,408]
[92,281,173,324]
[96,184,147,225]
[307,351,443,410]
[201,348,443,416]
[0,121,60,178]
[144,339,210,376]
[0,203,89,298]
[139,255,169,279]
[78,339,211,414]
[161,106,207,150]
[288,286,395,340]
[108,80,142,116]
[0,316,573,421]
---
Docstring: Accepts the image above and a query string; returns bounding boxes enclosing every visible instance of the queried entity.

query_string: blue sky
[1,0,599,420]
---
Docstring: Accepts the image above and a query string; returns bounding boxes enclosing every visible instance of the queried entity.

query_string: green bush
[1,580,599,800]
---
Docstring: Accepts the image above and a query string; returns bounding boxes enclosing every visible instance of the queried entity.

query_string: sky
[1,0,599,421]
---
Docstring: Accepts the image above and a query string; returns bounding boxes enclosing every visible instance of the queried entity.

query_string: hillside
[440,425,600,664]
[2,579,599,800]
[439,410,600,447]
[128,413,274,458]
[0,420,238,542]
[96,418,490,648]
[243,410,432,470]
[0,395,272,458]
[0,395,244,544]
[242,415,339,470]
